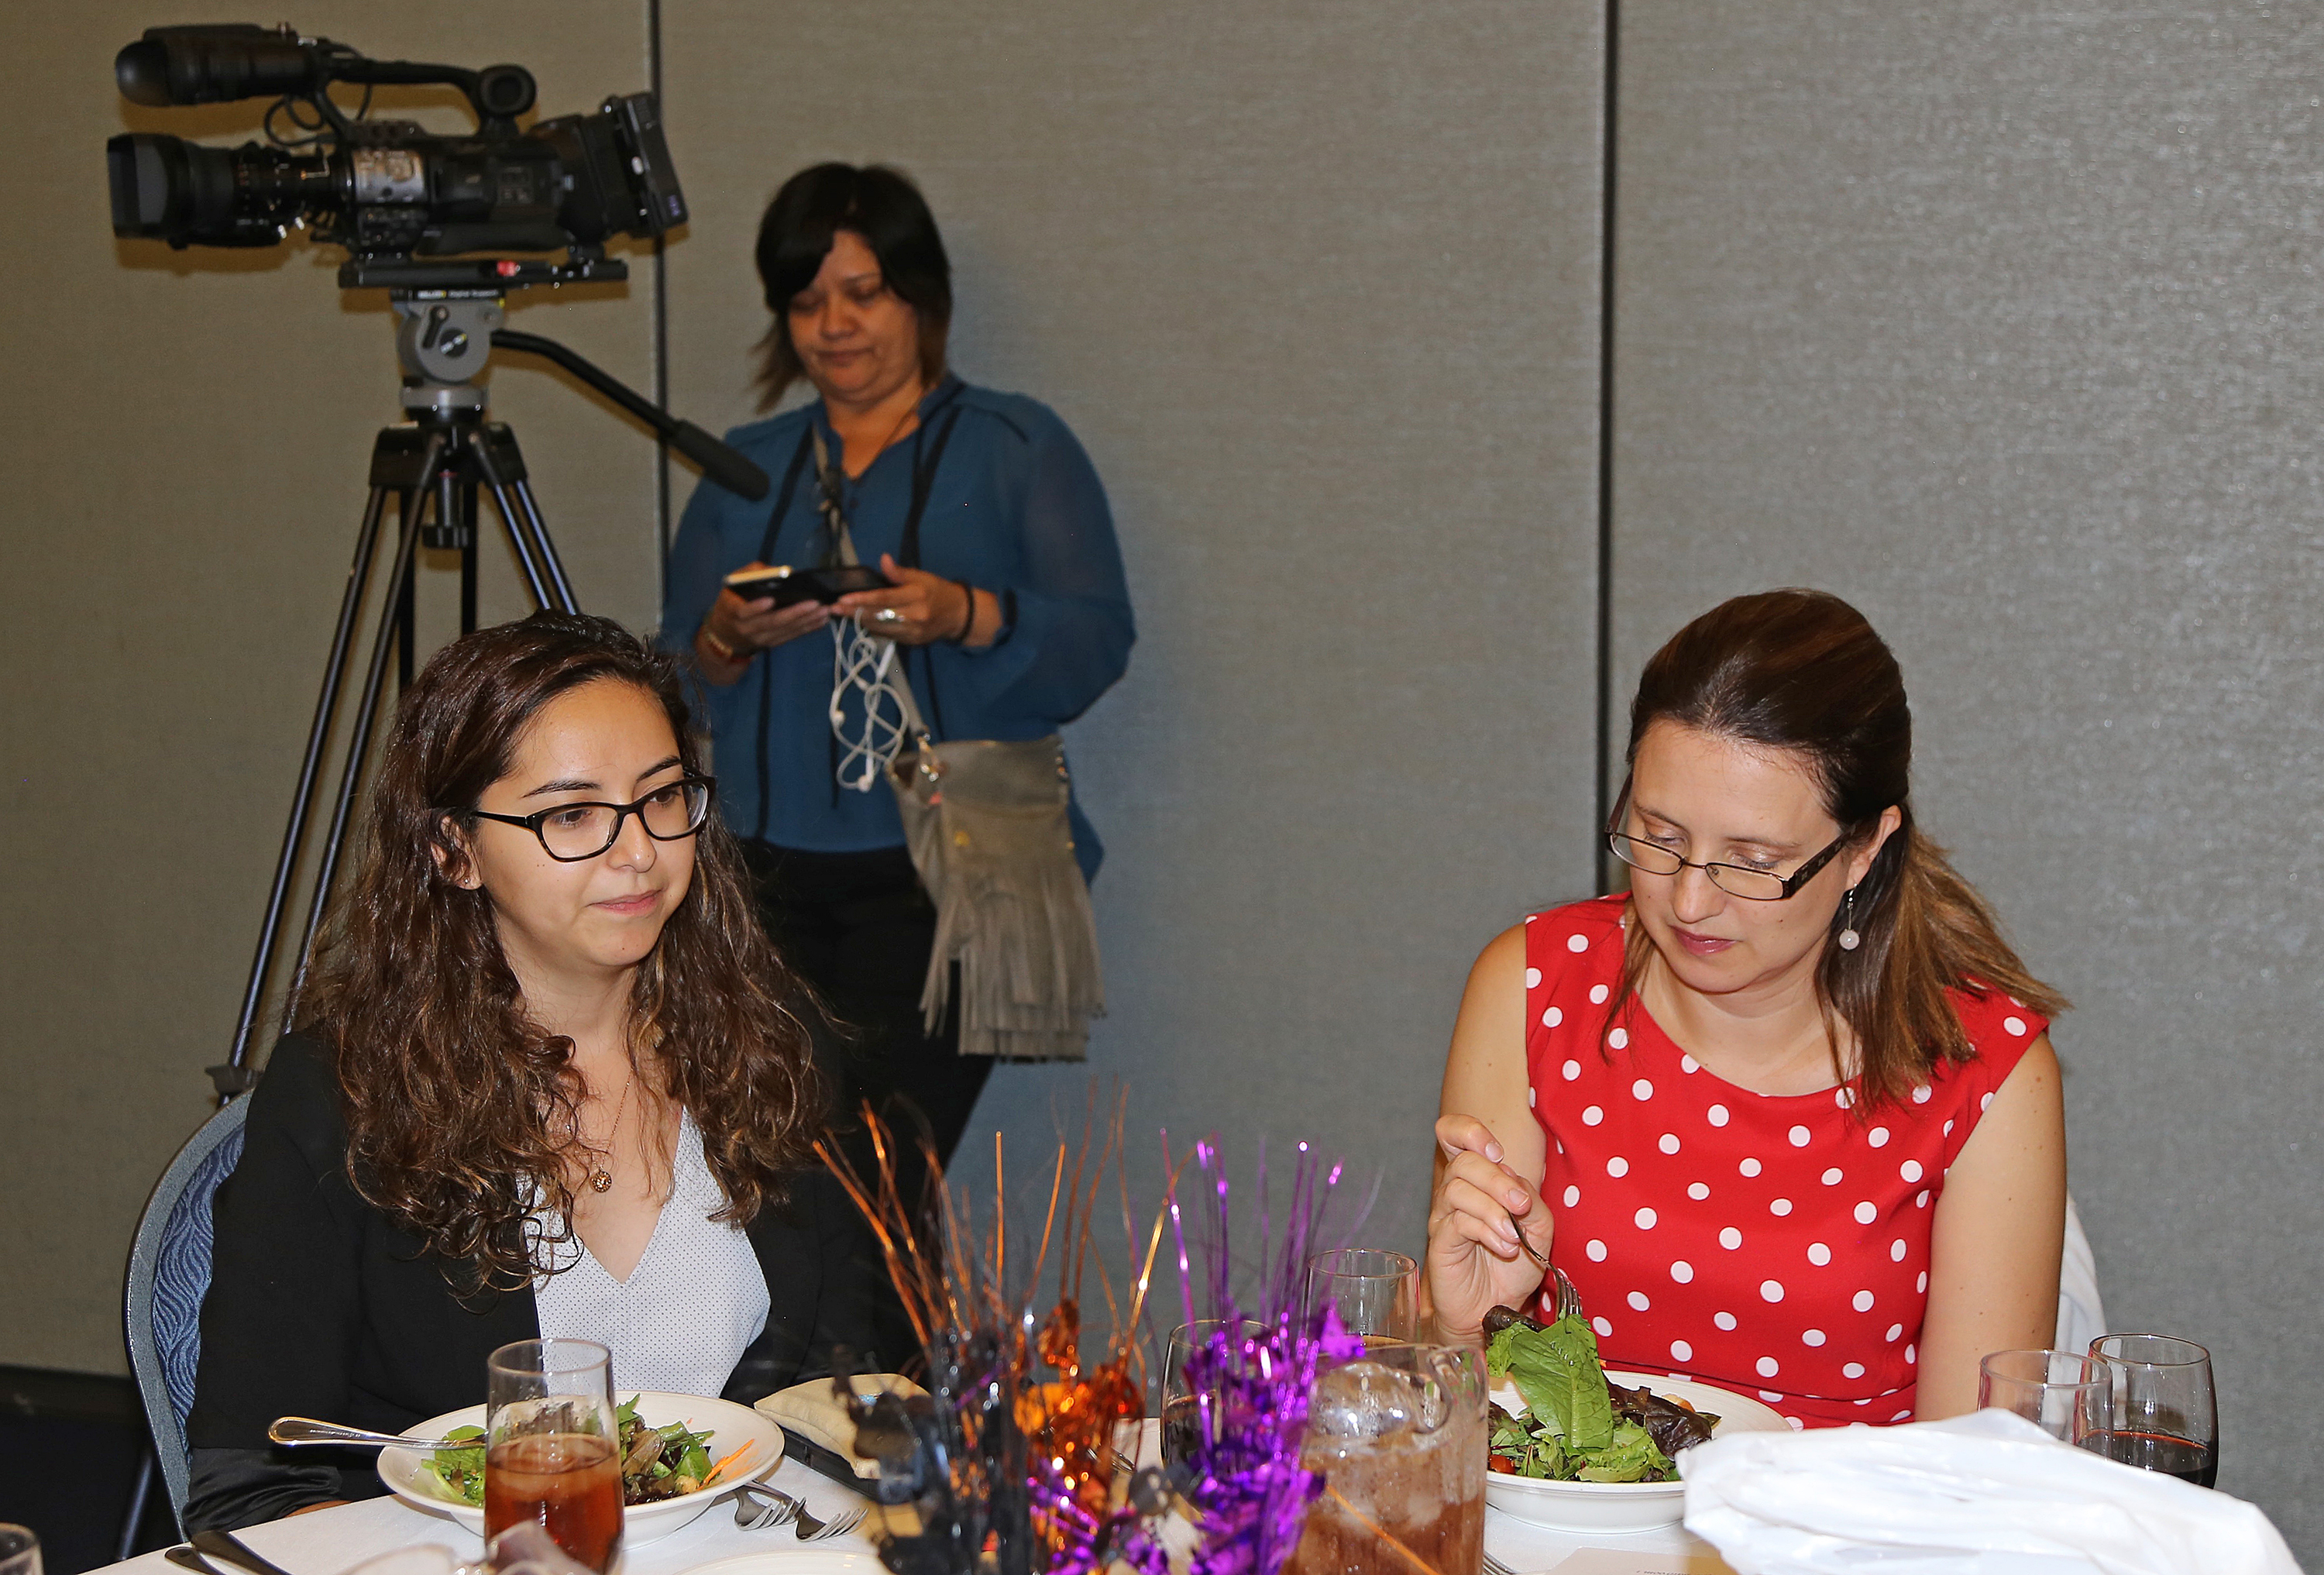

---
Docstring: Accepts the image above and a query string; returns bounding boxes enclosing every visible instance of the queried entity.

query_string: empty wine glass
[2085,1333,2219,1487]
[1160,1318,1264,1467]
[1977,1349,2106,1444]
[0,1525,39,1575]
[1303,1248,1418,1349]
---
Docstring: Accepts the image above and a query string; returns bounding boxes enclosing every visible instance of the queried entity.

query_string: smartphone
[723,563,892,607]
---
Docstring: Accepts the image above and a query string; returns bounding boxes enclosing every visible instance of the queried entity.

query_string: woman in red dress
[1427,590,2068,1427]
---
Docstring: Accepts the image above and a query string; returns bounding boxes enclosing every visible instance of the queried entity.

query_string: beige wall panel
[0,2,655,1372]
[662,3,1606,1276]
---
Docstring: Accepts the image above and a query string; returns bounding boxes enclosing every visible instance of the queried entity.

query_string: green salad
[418,1396,722,1507]
[1483,1307,1719,1485]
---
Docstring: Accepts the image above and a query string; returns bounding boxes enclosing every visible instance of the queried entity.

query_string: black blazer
[183,1032,880,1532]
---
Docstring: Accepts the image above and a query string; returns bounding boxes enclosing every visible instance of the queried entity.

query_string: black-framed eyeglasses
[1604,781,1848,902]
[460,775,716,862]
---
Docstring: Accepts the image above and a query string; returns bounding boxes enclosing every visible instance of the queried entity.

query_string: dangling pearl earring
[1838,886,1862,951]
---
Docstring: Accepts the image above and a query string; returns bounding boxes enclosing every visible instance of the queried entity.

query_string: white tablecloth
[91,1429,1732,1575]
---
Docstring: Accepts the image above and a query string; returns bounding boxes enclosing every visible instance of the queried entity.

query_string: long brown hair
[1609,589,2065,1105]
[300,611,825,1291]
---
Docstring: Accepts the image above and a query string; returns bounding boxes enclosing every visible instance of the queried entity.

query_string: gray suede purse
[884,678,1104,1061]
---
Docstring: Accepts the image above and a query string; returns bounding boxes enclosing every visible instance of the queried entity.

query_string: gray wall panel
[1613,2,2322,1548]
[0,2,656,1372]
[661,1,1607,1281]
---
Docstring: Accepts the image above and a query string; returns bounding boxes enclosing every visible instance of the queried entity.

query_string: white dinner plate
[378,1391,784,1546]
[679,1556,884,1575]
[1485,1370,1789,1534]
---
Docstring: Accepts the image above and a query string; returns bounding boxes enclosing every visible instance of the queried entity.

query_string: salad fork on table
[731,1480,868,1541]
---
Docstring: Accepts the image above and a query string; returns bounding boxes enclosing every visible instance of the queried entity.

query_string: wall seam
[1592,0,1621,895]
[651,0,672,600]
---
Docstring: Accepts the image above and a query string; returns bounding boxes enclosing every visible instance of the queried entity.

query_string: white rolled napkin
[1679,1408,2298,1575]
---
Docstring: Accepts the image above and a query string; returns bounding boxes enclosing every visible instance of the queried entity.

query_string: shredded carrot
[701,1439,758,1487]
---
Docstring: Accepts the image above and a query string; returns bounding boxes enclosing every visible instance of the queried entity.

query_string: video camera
[108,23,685,290]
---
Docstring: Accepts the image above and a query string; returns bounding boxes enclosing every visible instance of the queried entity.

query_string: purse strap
[750,427,817,843]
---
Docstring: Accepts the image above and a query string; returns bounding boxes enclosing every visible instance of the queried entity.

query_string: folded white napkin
[1680,1408,2298,1575]
[755,1373,925,1478]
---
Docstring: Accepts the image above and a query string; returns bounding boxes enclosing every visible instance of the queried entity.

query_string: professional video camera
[105,25,770,1097]
[108,22,685,289]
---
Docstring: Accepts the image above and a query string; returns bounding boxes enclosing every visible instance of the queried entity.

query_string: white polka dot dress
[1523,895,2041,1429]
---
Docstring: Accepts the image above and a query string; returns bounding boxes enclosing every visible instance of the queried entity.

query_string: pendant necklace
[587,1068,635,1195]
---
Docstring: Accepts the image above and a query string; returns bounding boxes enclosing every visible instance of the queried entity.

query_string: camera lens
[113,40,175,107]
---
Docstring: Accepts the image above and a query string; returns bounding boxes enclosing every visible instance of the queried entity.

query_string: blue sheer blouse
[659,377,1133,878]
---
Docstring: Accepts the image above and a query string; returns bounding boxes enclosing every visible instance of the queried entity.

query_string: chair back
[123,1095,250,1531]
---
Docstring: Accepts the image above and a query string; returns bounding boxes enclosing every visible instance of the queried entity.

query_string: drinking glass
[1977,1349,2107,1444]
[0,1525,39,1575]
[484,1338,624,1573]
[1303,1248,1418,1348]
[1285,1343,1486,1575]
[2085,1333,2219,1487]
[1160,1318,1266,1467]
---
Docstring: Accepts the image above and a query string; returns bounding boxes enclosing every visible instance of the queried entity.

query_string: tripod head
[385,288,768,501]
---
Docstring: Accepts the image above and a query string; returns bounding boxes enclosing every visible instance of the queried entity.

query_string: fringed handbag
[885,681,1104,1061]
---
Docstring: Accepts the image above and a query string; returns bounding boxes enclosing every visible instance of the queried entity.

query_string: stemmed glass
[1160,1318,1265,1468]
[1976,1350,2108,1444]
[483,1338,624,1573]
[1302,1248,1418,1350]
[0,1524,40,1575]
[2084,1333,2219,1487]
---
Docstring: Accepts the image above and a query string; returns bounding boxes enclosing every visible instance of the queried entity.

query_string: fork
[731,1480,868,1541]
[1481,1553,1522,1575]
[1508,1216,1586,1321]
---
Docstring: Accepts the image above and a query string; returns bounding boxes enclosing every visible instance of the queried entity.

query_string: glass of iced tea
[1302,1248,1418,1349]
[1285,1342,1485,1575]
[484,1338,624,1573]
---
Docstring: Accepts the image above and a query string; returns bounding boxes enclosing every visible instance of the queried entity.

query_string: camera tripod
[212,282,767,1094]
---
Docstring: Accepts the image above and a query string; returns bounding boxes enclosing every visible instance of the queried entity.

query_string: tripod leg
[394,533,418,691]
[222,483,394,1084]
[459,483,480,635]
[278,435,445,1030]
[470,422,578,613]
[507,476,580,614]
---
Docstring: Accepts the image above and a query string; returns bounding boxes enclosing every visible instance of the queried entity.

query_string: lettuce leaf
[1489,1315,1615,1453]
[1574,1419,1673,1483]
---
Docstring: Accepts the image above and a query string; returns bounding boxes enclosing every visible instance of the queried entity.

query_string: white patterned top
[533,1107,771,1397]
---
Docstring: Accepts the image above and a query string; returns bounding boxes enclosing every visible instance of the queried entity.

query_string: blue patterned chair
[123,1096,250,1536]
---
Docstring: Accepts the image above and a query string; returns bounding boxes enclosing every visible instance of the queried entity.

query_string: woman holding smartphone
[661,163,1134,1178]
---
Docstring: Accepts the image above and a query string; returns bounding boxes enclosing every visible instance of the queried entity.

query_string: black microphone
[116,26,324,108]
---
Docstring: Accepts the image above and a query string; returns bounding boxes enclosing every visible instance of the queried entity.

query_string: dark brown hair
[752,163,952,410]
[1610,588,2066,1105]
[300,610,825,1291]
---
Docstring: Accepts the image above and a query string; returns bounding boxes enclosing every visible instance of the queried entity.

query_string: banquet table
[90,1427,1734,1575]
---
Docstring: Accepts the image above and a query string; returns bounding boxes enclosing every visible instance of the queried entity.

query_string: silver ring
[873,607,904,624]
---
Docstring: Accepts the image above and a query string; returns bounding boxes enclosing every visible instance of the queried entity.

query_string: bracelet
[946,579,977,645]
[699,622,740,663]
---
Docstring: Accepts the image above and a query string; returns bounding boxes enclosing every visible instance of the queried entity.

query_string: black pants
[740,839,994,1192]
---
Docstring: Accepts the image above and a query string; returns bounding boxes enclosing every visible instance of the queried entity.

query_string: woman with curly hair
[184,611,877,1530]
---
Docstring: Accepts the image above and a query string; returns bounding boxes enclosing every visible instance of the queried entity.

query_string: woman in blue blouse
[661,163,1133,1176]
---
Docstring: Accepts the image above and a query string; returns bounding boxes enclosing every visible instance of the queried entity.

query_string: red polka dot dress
[1522,894,2042,1430]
